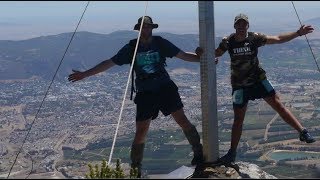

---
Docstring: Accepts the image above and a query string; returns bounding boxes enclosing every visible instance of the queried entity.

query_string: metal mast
[198,1,219,162]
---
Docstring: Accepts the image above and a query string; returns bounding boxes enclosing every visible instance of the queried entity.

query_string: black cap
[134,16,158,30]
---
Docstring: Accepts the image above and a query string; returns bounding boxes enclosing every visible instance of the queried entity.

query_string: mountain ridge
[0,30,319,80]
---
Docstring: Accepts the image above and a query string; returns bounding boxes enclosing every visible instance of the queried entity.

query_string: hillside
[0,30,319,80]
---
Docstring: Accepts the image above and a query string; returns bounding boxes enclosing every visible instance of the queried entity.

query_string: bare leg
[264,93,303,132]
[171,108,204,165]
[171,108,193,131]
[219,104,248,163]
[230,104,248,151]
[133,119,151,144]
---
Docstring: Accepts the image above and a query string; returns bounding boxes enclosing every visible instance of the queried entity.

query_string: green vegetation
[268,125,293,132]
[259,133,299,144]
[63,129,195,175]
[301,118,320,127]
[62,106,319,177]
[85,159,138,179]
[262,164,319,179]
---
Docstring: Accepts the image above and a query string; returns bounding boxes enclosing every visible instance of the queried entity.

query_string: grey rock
[237,161,277,179]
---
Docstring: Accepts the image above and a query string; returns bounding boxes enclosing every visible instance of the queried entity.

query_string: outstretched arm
[175,50,201,62]
[266,25,314,44]
[68,59,116,82]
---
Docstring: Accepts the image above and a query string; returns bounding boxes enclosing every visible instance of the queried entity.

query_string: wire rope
[7,2,90,178]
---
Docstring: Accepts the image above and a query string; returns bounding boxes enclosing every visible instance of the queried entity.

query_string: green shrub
[85,159,139,179]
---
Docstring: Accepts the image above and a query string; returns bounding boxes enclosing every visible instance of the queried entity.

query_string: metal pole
[198,1,219,162]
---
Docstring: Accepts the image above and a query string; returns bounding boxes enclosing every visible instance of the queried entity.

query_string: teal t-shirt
[111,36,181,92]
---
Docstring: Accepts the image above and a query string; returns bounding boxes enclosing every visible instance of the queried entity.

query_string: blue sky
[0,1,319,40]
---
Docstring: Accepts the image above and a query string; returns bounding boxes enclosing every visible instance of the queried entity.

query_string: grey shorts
[232,79,276,108]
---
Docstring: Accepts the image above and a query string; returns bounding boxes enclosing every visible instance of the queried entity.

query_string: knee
[133,136,145,144]
[175,111,188,121]
[273,101,287,112]
[181,120,193,130]
[278,104,287,112]
[134,130,148,144]
[269,94,285,109]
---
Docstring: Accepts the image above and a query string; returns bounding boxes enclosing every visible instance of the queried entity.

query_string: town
[0,62,319,178]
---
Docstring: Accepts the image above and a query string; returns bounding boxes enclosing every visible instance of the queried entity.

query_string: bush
[85,159,139,179]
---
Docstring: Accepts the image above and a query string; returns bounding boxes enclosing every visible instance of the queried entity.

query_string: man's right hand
[68,69,86,82]
[195,47,203,57]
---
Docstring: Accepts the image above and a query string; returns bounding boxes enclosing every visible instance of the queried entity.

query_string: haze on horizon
[0,1,319,40]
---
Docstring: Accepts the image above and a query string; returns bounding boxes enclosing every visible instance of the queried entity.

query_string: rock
[190,161,276,179]
[237,161,277,179]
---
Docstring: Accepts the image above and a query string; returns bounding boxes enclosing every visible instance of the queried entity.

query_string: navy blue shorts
[232,79,276,108]
[134,80,184,121]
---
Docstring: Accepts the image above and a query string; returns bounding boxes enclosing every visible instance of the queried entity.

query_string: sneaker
[218,149,236,164]
[299,129,316,143]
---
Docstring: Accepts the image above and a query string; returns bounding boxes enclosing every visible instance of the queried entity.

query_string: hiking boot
[130,164,141,178]
[183,125,204,166]
[130,143,144,178]
[299,129,316,143]
[191,144,204,166]
[191,155,204,166]
[218,149,236,164]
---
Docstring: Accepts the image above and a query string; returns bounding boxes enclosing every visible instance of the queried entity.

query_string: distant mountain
[306,17,320,26]
[0,30,319,80]
[0,30,202,80]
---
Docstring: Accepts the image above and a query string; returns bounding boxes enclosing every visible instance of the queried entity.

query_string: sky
[0,1,319,40]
